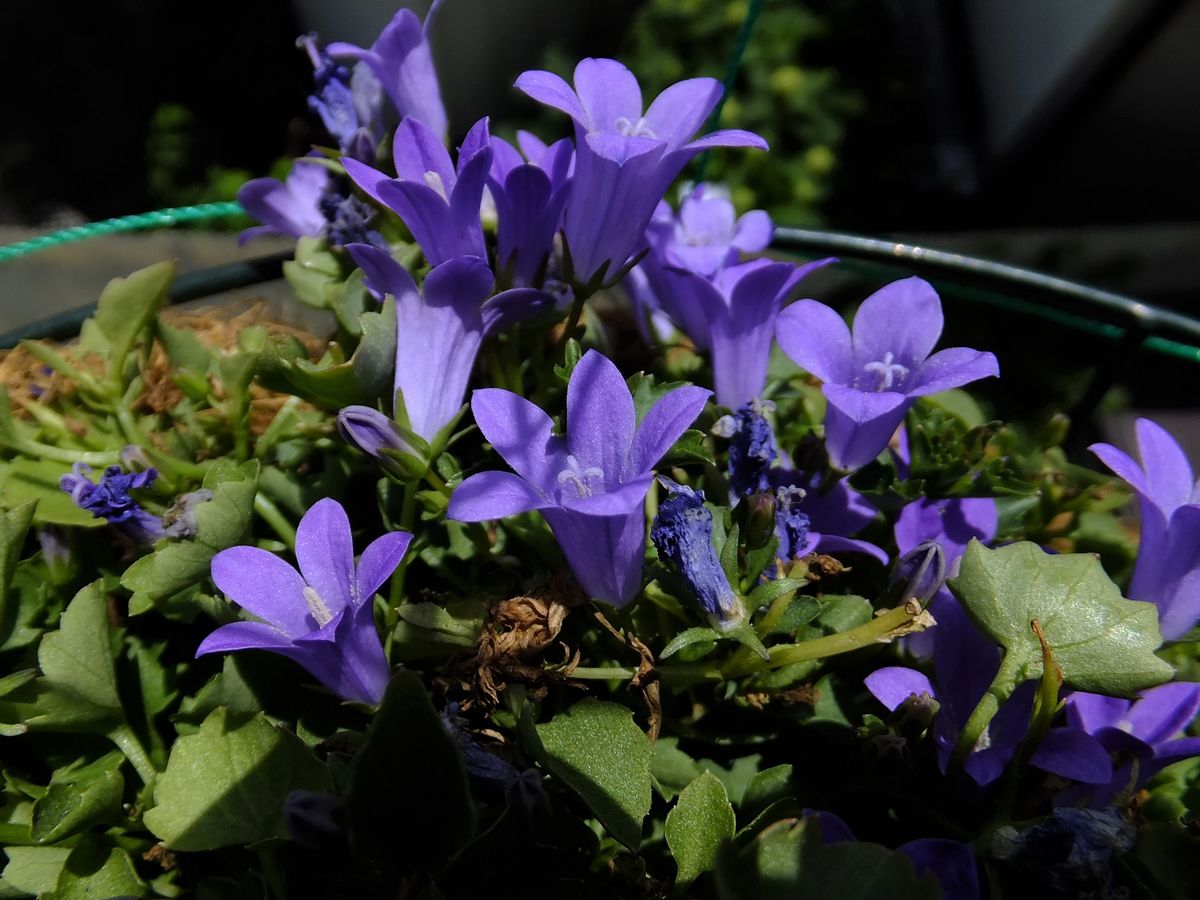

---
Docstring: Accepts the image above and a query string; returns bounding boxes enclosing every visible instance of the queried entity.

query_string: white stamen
[556,454,605,498]
[614,116,656,139]
[422,170,449,202]
[864,351,910,391]
[304,586,334,628]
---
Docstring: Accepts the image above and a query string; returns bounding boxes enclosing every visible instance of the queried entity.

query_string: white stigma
[422,170,449,202]
[864,351,910,391]
[557,455,605,498]
[614,116,656,139]
[303,586,333,628]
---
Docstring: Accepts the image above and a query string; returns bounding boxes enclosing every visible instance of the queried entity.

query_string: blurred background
[1,0,1198,426]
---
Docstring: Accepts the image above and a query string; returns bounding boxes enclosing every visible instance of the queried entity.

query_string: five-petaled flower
[515,58,767,287]
[776,276,999,470]
[197,498,411,705]
[447,349,710,606]
[1090,417,1200,639]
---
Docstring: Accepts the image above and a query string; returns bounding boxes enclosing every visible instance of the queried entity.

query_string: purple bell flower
[338,248,552,452]
[237,159,329,245]
[197,498,411,705]
[1090,418,1200,639]
[326,1,448,141]
[650,479,744,631]
[60,462,165,544]
[660,183,773,277]
[344,117,493,267]
[660,257,834,409]
[515,58,767,286]
[487,133,573,287]
[448,350,710,606]
[1029,682,1200,806]
[776,277,1000,470]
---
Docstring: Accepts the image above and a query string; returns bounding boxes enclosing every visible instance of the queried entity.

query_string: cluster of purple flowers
[202,9,1200,891]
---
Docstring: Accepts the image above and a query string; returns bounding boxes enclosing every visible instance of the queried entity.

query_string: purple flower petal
[1066,692,1130,734]
[732,209,773,253]
[851,277,944,373]
[909,347,1000,397]
[895,498,998,567]
[480,287,555,337]
[543,506,646,606]
[565,475,652,516]
[573,58,643,134]
[813,534,889,564]
[348,243,418,303]
[295,498,356,617]
[1031,728,1114,784]
[391,116,456,189]
[211,547,309,637]
[864,666,935,711]
[566,350,636,487]
[356,530,413,602]
[470,388,566,491]
[1136,417,1198,512]
[776,300,855,385]
[629,385,711,475]
[710,261,799,407]
[514,69,587,126]
[822,384,911,471]
[196,620,295,656]
[342,158,392,207]
[642,77,722,151]
[1088,441,1148,497]
[897,839,980,900]
[1125,682,1200,745]
[449,471,554,521]
[682,129,769,152]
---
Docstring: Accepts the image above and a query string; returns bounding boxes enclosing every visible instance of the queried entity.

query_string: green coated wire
[0,202,245,264]
[694,0,766,183]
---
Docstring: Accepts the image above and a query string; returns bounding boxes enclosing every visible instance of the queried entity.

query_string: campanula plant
[4,5,1198,898]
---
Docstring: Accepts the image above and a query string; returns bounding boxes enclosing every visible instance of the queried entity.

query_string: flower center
[863,351,909,391]
[556,455,605,499]
[614,116,656,139]
[304,586,334,628]
[422,170,449,202]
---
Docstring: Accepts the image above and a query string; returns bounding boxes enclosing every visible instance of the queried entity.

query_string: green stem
[949,652,1022,773]
[570,666,639,680]
[424,468,451,497]
[7,437,120,466]
[554,288,591,360]
[253,493,296,549]
[721,604,917,679]
[108,723,159,786]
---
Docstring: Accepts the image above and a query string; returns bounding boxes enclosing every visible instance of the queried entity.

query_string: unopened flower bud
[889,540,946,606]
[338,405,424,478]
[734,490,777,551]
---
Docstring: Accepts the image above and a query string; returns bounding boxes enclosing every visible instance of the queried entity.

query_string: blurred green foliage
[145,104,254,216]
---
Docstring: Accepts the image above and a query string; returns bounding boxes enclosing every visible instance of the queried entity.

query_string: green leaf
[395,600,485,643]
[351,296,397,406]
[255,343,366,411]
[143,707,329,850]
[346,671,476,873]
[0,846,72,896]
[652,737,702,801]
[39,582,120,714]
[715,817,939,900]
[31,755,125,843]
[666,771,736,890]
[121,459,259,614]
[740,765,795,824]
[950,540,1174,696]
[661,627,723,660]
[0,500,36,634]
[43,839,145,900]
[0,459,103,528]
[156,319,213,373]
[282,236,345,309]
[533,698,653,850]
[93,261,175,383]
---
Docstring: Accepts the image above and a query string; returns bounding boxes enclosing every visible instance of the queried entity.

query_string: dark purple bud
[735,490,777,551]
[284,789,345,850]
[651,479,744,631]
[773,484,811,561]
[713,400,777,497]
[889,540,946,606]
[319,188,387,251]
[59,462,165,544]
